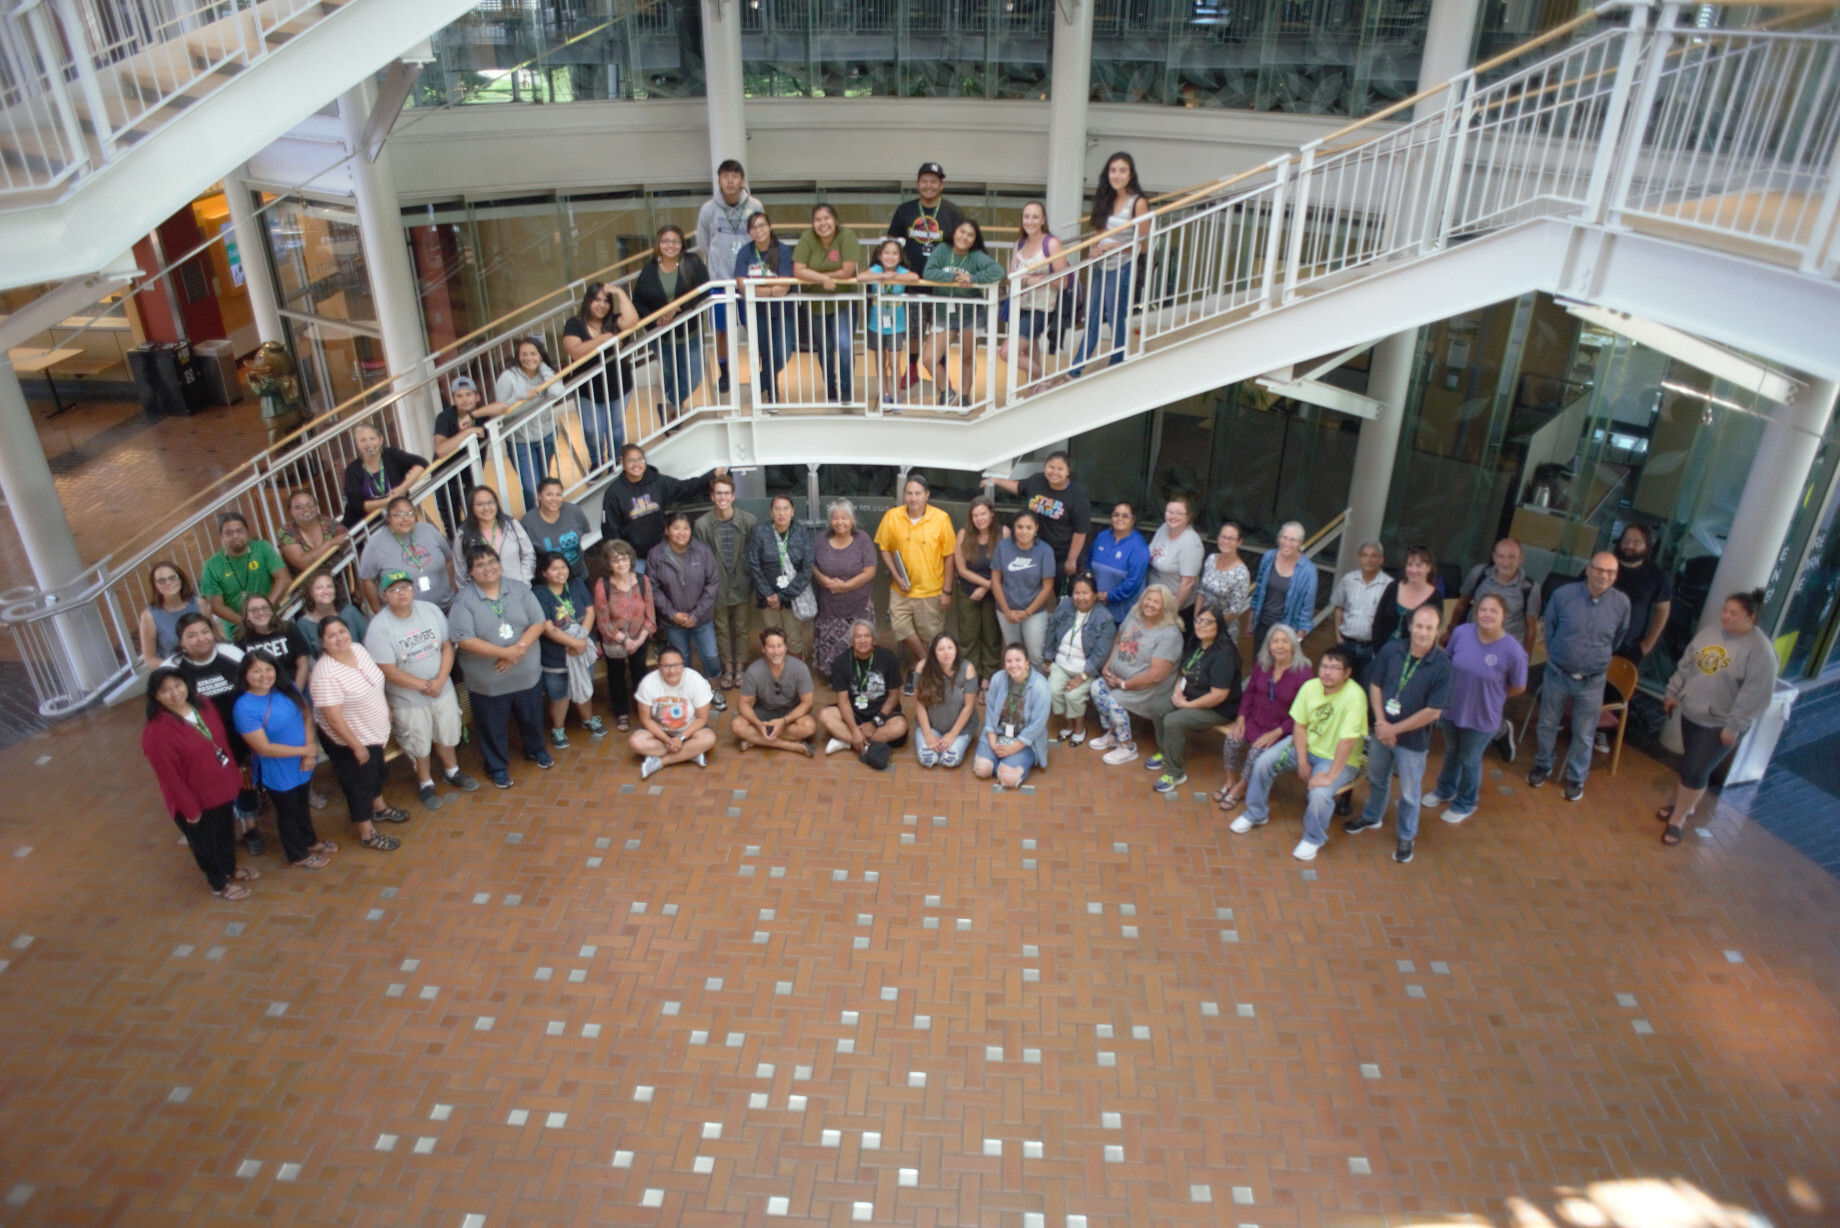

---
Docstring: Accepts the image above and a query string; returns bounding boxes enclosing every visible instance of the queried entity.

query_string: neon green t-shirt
[1288,677,1368,768]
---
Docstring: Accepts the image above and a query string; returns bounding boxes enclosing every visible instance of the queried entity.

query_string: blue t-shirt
[534,579,593,670]
[994,538,1055,613]
[232,690,315,792]
[868,263,909,334]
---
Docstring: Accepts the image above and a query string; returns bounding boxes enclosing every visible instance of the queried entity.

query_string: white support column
[0,359,84,590]
[1703,378,1840,632]
[221,165,285,349]
[1417,0,1482,94]
[702,0,747,181]
[1336,330,1417,575]
[340,79,433,455]
[1045,0,1093,241]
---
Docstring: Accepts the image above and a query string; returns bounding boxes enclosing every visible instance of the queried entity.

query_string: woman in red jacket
[141,665,258,900]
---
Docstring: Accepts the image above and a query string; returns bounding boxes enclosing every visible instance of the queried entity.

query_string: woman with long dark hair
[142,666,254,899]
[791,203,862,404]
[233,653,334,870]
[632,224,713,420]
[920,218,1002,408]
[138,559,202,669]
[455,484,537,587]
[235,593,312,692]
[1069,152,1149,379]
[494,336,564,511]
[560,278,639,471]
[733,210,795,409]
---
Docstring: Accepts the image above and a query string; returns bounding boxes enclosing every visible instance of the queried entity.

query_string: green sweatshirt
[922,247,1004,299]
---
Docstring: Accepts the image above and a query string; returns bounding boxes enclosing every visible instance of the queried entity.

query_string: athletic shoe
[1563,778,1585,803]
[1526,766,1551,788]
[584,716,608,741]
[1421,792,1446,809]
[1228,813,1266,835]
[903,671,917,697]
[1142,754,1165,772]
[1393,840,1415,864]
[1087,733,1116,752]
[551,728,571,750]
[710,692,727,712]
[1291,839,1320,862]
[1102,744,1139,766]
[640,756,662,779]
[826,738,849,756]
[532,751,555,770]
[375,806,411,824]
[1594,732,1610,755]
[695,753,707,768]
[417,782,443,810]
[490,770,512,789]
[1442,806,1476,823]
[1068,729,1086,745]
[1334,792,1353,816]
[1495,719,1517,762]
[1152,772,1187,793]
[444,769,481,792]
[1343,812,1383,835]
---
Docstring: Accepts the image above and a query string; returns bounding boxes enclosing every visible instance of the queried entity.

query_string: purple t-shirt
[1444,623,1529,732]
[1240,661,1313,744]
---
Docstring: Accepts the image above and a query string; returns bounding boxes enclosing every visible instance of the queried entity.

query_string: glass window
[413,0,705,106]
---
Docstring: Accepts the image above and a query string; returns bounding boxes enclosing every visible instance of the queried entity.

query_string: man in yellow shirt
[874,474,956,694]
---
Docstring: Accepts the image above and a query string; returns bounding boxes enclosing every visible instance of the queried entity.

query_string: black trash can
[128,343,185,415]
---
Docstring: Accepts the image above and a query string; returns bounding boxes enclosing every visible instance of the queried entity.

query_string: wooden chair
[1599,656,1639,775]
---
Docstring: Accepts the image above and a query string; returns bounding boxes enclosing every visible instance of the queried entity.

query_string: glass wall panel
[413,0,705,106]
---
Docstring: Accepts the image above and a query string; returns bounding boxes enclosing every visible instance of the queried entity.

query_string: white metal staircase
[5,0,1840,716]
[0,0,485,288]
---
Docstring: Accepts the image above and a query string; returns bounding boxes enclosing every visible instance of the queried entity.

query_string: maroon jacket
[142,706,242,820]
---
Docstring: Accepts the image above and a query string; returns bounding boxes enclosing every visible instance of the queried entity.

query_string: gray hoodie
[695,191,764,291]
[1665,624,1778,736]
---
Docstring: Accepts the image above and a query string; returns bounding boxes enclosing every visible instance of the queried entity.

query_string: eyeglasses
[155,574,181,585]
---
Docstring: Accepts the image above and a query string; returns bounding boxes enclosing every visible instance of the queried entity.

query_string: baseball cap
[861,741,893,771]
[450,375,478,393]
[380,569,414,591]
[917,162,945,179]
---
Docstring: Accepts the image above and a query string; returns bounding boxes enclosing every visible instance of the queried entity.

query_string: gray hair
[1256,622,1311,676]
[1358,539,1383,555]
[849,617,878,639]
[827,498,858,531]
[1278,521,1307,545]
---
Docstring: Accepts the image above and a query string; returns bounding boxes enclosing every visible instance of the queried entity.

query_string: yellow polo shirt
[874,505,956,599]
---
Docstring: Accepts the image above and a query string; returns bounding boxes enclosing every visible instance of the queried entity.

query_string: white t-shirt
[633,668,715,732]
[1054,609,1089,673]
[1147,524,1204,594]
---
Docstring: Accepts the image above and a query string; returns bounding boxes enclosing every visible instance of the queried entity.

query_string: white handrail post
[1581,1,1656,223]
[51,0,116,159]
[1602,2,1681,229]
[1282,146,1316,305]
[487,418,511,505]
[1002,274,1019,410]
[740,280,760,418]
[1800,131,1840,276]
[22,1,90,174]
[1431,72,1478,248]
[1258,158,1291,312]
[983,282,998,410]
[720,284,742,415]
[1418,80,1465,254]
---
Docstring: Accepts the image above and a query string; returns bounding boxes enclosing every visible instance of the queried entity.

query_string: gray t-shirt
[1111,615,1182,681]
[741,656,814,719]
[1147,525,1204,595]
[363,602,453,709]
[922,663,978,738]
[521,504,593,579]
[358,523,455,608]
[447,578,546,696]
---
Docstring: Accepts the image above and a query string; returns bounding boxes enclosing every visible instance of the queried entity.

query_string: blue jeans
[578,395,628,472]
[974,741,1037,784]
[655,338,705,411]
[1533,664,1605,784]
[1243,738,1363,846]
[916,729,972,768]
[665,621,720,679]
[510,433,556,510]
[1071,262,1133,377]
[1360,736,1429,842]
[817,304,856,400]
[1433,720,1493,813]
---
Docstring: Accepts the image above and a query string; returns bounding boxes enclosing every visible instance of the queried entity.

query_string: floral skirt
[813,615,856,676]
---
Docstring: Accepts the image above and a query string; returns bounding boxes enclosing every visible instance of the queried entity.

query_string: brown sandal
[310,841,339,855]
[232,867,261,882]
[1661,823,1685,846]
[214,884,252,901]
[1656,804,1675,822]
[292,853,332,870]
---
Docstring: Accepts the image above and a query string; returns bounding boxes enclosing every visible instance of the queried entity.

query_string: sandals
[374,806,411,824]
[292,853,332,870]
[1661,823,1685,846]
[1656,804,1675,822]
[616,716,631,733]
[361,833,401,852]
[214,884,252,901]
[232,867,261,882]
[310,841,339,855]
[1214,786,1245,811]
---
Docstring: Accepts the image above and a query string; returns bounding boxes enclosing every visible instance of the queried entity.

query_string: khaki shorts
[391,686,462,759]
[888,590,946,643]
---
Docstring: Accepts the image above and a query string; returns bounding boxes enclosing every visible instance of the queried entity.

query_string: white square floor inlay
[898,1168,918,1186]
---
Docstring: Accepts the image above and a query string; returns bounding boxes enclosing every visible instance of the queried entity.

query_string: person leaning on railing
[276,488,348,577]
[560,278,639,471]
[632,225,713,421]
[493,337,564,512]
[1001,200,1067,387]
[431,376,507,533]
[340,422,427,531]
[858,237,919,412]
[200,511,291,637]
[888,160,968,389]
[138,559,203,670]
[920,219,1003,408]
[1067,152,1150,382]
[791,203,862,406]
[733,211,796,410]
[296,572,368,661]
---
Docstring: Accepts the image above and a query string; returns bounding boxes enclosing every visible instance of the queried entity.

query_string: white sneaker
[1421,792,1446,809]
[640,756,662,780]
[1594,732,1610,754]
[1228,813,1265,835]
[1441,806,1476,823]
[1102,744,1139,766]
[1087,733,1116,752]
[695,753,707,768]
[825,737,849,756]
[1291,839,1320,862]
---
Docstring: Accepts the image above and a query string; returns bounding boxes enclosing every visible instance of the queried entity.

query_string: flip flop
[1661,823,1685,846]
[214,884,251,901]
[292,854,332,870]
[310,841,339,855]
[232,867,261,882]
[1655,804,1675,822]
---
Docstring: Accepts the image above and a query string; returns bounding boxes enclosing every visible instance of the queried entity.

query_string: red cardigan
[142,706,242,820]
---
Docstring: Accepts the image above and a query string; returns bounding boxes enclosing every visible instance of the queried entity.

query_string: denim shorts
[540,669,569,701]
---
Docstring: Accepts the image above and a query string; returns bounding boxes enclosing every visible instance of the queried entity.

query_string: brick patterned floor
[1,677,1837,1228]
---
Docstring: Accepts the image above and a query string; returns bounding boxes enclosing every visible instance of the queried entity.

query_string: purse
[792,584,818,621]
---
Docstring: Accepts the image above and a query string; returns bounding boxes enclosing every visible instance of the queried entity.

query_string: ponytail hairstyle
[1726,588,1766,620]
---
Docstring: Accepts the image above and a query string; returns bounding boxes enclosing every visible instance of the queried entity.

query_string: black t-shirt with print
[1017,473,1092,563]
[829,646,903,720]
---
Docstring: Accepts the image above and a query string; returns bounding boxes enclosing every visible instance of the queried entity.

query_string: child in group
[859,237,919,414]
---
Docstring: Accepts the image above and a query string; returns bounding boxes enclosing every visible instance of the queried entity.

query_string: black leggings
[605,653,652,719]
[268,782,323,863]
[324,741,386,826]
[174,802,238,892]
[1678,716,1736,790]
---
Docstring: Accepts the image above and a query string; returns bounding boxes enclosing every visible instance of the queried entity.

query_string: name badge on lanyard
[1384,698,1402,717]
[499,623,514,640]
[418,575,431,592]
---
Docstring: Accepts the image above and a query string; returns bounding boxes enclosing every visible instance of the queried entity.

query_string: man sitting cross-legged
[733,627,817,755]
[819,619,909,766]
